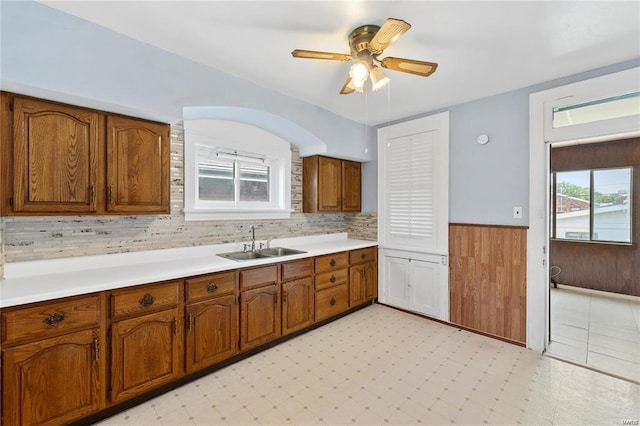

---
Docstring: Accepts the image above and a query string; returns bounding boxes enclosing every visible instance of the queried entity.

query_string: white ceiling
[37,1,640,126]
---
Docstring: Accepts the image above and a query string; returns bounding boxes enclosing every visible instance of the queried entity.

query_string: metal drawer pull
[361,253,366,259]
[329,297,336,306]
[329,259,336,267]
[330,275,336,283]
[43,312,67,327]
[207,283,218,292]
[138,293,155,307]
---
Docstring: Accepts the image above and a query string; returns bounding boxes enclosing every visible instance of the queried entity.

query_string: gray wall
[0,0,377,211]
[378,59,640,226]
[1,1,639,223]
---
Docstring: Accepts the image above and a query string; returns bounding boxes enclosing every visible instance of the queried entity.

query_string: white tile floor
[98,304,639,425]
[548,286,640,382]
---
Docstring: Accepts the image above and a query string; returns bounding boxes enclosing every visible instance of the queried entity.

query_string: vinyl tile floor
[547,286,640,383]
[98,304,639,425]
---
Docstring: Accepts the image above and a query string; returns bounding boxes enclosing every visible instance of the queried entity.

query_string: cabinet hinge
[107,328,112,339]
[8,197,13,207]
[8,102,13,112]
[108,388,112,400]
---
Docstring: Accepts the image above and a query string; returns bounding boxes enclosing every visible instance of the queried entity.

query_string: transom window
[552,167,632,243]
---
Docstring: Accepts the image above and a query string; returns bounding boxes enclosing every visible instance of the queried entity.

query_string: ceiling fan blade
[340,77,355,95]
[291,49,352,61]
[380,57,438,77]
[368,18,411,55]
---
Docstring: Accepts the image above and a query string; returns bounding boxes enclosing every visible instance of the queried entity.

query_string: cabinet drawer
[281,258,314,281]
[350,247,376,265]
[315,268,348,291]
[2,295,101,345]
[111,281,181,319]
[186,271,236,302]
[240,265,278,291]
[315,252,349,273]
[315,284,349,322]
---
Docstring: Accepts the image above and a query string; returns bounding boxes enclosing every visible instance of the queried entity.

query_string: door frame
[527,67,640,351]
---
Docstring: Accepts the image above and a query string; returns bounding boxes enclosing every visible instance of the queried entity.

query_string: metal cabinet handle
[43,313,66,327]
[361,253,366,259]
[207,283,218,292]
[329,259,336,267]
[138,293,155,308]
[94,339,99,361]
[330,275,336,283]
[330,297,336,306]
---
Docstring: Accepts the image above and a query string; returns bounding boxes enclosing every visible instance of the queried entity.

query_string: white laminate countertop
[0,233,378,308]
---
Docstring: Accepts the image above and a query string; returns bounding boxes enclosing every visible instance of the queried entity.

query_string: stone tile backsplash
[0,122,376,267]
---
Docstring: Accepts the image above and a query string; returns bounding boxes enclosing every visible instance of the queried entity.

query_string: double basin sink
[218,247,306,261]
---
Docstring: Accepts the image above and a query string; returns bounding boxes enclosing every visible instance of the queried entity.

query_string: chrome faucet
[249,224,256,252]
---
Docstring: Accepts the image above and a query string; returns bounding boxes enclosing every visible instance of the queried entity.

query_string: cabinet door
[2,328,102,425]
[317,156,342,211]
[110,308,182,403]
[282,278,314,335]
[12,96,101,213]
[106,115,169,213]
[349,262,377,307]
[341,160,361,212]
[185,295,238,373]
[408,259,440,318]
[382,256,409,308]
[363,262,378,302]
[349,265,365,307]
[240,284,281,351]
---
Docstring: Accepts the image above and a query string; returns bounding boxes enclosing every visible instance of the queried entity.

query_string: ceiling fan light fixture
[370,66,390,91]
[349,61,369,84]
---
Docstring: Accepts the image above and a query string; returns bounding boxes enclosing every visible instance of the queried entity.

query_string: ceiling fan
[291,18,438,94]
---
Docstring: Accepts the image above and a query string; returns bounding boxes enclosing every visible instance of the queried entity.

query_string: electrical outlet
[513,206,523,219]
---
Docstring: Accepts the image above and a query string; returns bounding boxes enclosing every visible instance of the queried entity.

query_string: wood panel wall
[550,137,640,296]
[449,224,527,344]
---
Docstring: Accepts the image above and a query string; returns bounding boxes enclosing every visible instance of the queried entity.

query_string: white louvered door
[377,112,449,321]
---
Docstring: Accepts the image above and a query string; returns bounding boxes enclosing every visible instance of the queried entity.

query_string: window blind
[386,132,434,243]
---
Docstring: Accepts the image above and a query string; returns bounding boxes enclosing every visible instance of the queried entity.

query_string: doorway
[527,67,640,358]
[545,138,640,382]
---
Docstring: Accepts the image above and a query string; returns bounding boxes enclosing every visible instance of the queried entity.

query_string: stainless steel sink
[259,247,307,257]
[217,247,306,261]
[217,251,271,261]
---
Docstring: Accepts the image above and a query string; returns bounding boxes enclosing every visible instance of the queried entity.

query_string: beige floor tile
[93,305,640,426]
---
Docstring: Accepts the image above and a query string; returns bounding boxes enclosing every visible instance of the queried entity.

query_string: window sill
[550,238,634,247]
[184,208,292,222]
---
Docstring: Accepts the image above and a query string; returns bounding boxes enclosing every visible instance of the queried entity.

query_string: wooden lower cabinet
[282,277,314,335]
[349,262,377,307]
[0,246,379,424]
[110,308,183,403]
[315,284,349,322]
[185,294,238,373]
[2,328,103,425]
[240,284,281,351]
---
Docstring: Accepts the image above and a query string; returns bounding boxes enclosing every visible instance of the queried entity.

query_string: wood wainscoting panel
[449,224,527,344]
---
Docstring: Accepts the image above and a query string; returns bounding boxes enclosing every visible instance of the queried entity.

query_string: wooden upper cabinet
[341,160,361,212]
[11,96,102,213]
[317,156,342,211]
[1,92,170,216]
[303,155,361,213]
[106,115,169,214]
